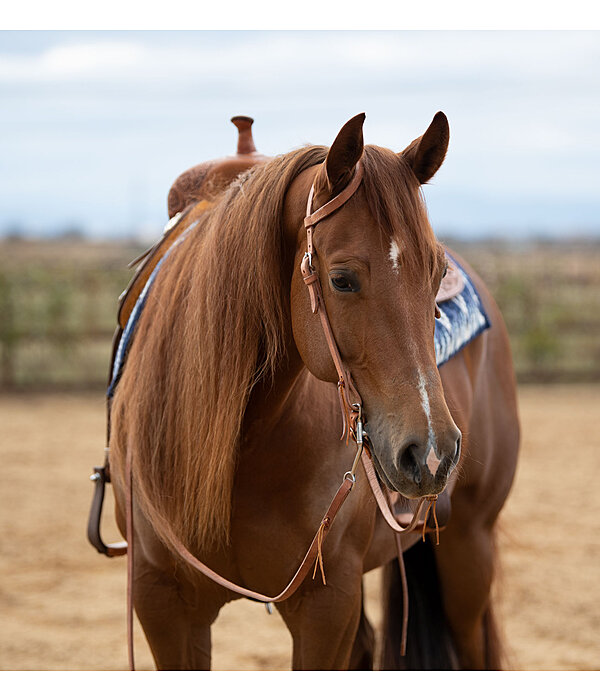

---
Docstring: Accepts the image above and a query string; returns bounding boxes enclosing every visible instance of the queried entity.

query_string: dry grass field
[2,237,600,390]
[0,385,599,671]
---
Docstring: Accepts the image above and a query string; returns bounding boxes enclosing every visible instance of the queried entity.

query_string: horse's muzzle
[366,426,461,499]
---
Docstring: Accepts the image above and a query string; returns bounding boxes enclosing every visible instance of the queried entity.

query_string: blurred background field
[1,234,599,391]
[2,31,599,392]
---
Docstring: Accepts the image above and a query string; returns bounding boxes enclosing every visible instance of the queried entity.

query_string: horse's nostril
[399,444,421,485]
[452,435,462,468]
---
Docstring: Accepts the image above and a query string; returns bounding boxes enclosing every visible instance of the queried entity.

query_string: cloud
[0,40,144,81]
[0,30,599,235]
[1,31,598,88]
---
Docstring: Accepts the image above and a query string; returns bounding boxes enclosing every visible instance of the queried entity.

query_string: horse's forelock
[361,145,440,281]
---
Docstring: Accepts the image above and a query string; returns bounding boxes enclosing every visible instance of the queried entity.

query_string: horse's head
[286,113,461,499]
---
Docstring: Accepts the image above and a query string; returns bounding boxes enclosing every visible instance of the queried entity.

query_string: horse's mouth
[368,450,399,491]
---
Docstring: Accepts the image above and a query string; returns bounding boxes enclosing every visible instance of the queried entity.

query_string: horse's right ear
[401,111,450,184]
[321,113,365,195]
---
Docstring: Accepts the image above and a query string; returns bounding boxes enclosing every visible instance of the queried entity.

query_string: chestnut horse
[108,112,519,670]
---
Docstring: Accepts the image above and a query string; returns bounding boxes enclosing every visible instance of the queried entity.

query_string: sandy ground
[0,385,598,671]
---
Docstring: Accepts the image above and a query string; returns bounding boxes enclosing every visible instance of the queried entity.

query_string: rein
[94,161,442,670]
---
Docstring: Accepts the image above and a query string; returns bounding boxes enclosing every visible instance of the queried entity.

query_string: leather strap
[360,449,428,534]
[123,452,426,670]
[303,162,364,229]
[301,163,364,442]
[394,532,410,657]
[167,473,355,603]
[125,456,135,671]
[299,159,437,656]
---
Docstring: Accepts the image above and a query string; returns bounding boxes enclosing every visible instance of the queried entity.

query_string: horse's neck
[242,345,308,442]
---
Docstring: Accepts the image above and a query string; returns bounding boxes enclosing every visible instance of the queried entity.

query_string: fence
[1,236,599,390]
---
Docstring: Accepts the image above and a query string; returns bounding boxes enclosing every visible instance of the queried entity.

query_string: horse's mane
[110,143,438,553]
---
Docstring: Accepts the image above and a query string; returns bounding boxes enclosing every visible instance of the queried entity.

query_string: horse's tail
[379,539,458,669]
[379,538,505,670]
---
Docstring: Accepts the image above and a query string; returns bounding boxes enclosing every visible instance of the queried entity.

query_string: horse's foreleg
[349,586,376,670]
[276,579,365,670]
[434,515,503,670]
[133,560,221,670]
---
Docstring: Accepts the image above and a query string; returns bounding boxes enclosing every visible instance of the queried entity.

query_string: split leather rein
[89,161,440,670]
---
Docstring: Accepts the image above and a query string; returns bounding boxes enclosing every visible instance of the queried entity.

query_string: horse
[107,112,520,670]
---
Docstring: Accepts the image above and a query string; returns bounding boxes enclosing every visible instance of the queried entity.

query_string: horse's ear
[322,113,365,194]
[401,111,449,184]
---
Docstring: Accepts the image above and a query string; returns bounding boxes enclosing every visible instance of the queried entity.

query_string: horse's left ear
[401,112,449,184]
[322,113,365,194]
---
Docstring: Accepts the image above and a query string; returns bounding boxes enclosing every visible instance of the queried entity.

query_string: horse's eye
[442,262,448,279]
[330,273,358,293]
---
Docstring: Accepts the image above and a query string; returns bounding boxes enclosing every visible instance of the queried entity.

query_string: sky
[1,29,599,239]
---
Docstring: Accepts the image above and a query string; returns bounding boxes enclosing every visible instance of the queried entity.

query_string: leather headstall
[301,162,365,444]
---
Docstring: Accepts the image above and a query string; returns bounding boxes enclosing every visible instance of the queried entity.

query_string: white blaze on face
[417,368,440,475]
[389,240,400,272]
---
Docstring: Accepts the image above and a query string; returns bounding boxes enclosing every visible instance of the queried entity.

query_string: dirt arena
[1,385,598,671]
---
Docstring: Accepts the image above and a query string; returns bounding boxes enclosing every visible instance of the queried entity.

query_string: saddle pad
[107,220,199,398]
[434,254,490,367]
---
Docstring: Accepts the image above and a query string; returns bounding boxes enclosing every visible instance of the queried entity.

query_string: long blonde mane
[109,143,438,553]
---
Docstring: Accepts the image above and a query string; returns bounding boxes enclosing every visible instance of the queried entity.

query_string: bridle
[299,160,440,542]
[95,159,442,670]
[300,162,365,447]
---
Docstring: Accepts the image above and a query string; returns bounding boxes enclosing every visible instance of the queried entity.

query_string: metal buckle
[343,403,365,481]
[302,250,313,271]
[348,403,364,446]
[352,403,363,445]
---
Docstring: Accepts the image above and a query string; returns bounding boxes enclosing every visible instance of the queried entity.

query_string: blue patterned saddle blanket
[107,221,198,398]
[435,253,490,367]
[108,243,489,397]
